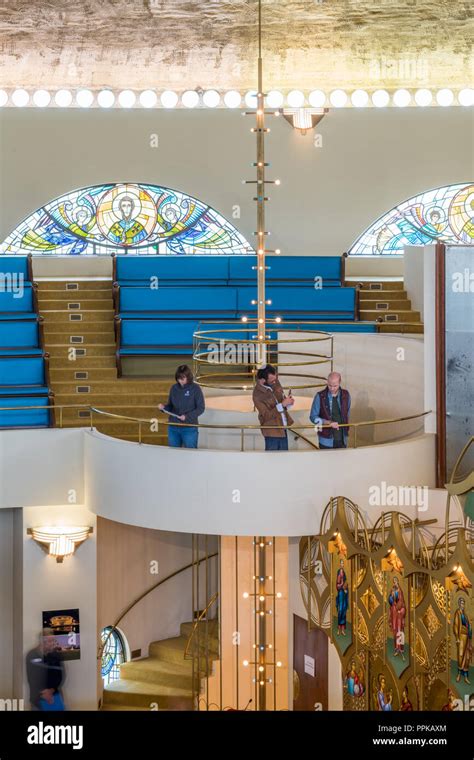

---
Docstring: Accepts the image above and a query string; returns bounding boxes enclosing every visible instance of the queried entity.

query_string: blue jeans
[168,425,199,449]
[264,433,288,451]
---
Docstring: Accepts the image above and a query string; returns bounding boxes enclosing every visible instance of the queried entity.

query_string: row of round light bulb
[0,88,473,109]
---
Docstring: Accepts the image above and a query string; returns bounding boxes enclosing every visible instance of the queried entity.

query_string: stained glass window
[348,182,474,255]
[101,626,127,685]
[0,183,253,256]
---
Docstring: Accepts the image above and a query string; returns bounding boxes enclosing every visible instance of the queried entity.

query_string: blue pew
[114,255,230,286]
[0,319,42,354]
[236,287,356,319]
[0,396,51,428]
[0,355,48,392]
[228,256,343,286]
[117,286,239,318]
[0,285,35,315]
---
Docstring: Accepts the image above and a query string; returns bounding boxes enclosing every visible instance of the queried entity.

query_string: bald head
[327,372,341,396]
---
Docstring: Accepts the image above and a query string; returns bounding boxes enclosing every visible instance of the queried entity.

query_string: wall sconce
[27,526,93,563]
[281,107,328,135]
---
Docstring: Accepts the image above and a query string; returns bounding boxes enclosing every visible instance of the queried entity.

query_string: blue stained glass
[0,182,253,256]
[348,182,474,255]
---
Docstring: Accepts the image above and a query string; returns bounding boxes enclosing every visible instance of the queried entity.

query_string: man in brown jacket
[252,365,295,451]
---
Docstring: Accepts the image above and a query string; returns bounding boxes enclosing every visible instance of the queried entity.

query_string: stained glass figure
[349,182,474,255]
[1,183,252,256]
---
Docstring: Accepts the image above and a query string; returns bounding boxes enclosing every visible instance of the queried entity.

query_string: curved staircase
[102,620,219,711]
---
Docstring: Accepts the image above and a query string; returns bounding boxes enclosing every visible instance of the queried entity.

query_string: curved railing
[0,403,432,451]
[193,320,334,391]
[97,551,219,661]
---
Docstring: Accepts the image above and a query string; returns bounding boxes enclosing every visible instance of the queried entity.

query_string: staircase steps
[102,619,219,711]
[352,278,423,334]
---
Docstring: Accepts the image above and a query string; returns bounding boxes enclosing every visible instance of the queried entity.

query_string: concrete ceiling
[0,0,472,92]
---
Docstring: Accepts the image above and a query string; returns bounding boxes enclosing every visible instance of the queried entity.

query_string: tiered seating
[0,256,52,428]
[113,254,376,360]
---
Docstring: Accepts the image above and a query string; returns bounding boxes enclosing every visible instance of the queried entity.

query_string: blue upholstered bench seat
[0,312,37,321]
[0,285,34,313]
[0,319,41,347]
[228,256,342,286]
[0,395,50,428]
[113,255,343,287]
[0,256,31,278]
[117,318,377,357]
[236,287,356,319]
[115,256,230,285]
[118,287,239,317]
[0,356,46,386]
[0,348,43,357]
[0,385,49,396]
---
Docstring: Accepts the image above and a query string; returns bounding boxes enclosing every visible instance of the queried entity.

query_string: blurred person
[26,629,65,711]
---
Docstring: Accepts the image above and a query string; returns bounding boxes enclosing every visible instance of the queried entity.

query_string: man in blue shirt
[309,372,351,449]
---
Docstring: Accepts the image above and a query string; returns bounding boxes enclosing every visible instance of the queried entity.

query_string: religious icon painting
[385,573,409,678]
[343,651,366,710]
[370,665,397,712]
[332,553,352,655]
[450,591,473,701]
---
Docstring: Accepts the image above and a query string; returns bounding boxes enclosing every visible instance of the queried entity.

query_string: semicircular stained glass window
[0,183,253,256]
[348,182,474,255]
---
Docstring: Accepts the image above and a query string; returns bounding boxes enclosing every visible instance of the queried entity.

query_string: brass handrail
[183,591,219,660]
[98,551,218,660]
[0,402,432,441]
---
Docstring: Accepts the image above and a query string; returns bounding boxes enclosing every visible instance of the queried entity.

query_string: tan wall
[97,518,198,663]
[0,107,470,256]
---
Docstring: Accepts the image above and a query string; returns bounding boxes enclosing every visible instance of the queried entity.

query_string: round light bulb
[243,659,249,667]
[54,89,73,107]
[266,90,284,108]
[329,89,348,108]
[275,317,282,323]
[139,90,157,108]
[259,666,264,672]
[242,591,249,599]
[351,89,369,107]
[203,89,220,108]
[287,89,305,107]
[245,90,258,108]
[97,90,115,108]
[223,90,241,108]
[277,661,282,667]
[12,89,29,107]
[458,88,474,106]
[118,90,136,108]
[161,90,178,108]
[436,88,454,107]
[0,90,8,107]
[276,592,282,598]
[372,89,390,108]
[76,89,94,108]
[308,90,326,107]
[393,89,411,107]
[414,89,432,107]
[241,316,248,323]
[33,90,51,107]
[259,595,265,601]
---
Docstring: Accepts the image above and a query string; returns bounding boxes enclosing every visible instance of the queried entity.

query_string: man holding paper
[158,365,205,448]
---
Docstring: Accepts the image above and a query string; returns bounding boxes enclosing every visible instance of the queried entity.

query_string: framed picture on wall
[42,608,81,661]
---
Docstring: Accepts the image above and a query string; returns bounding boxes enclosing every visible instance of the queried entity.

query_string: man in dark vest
[309,372,351,449]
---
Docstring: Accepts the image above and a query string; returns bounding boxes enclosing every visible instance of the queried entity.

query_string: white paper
[304,654,315,677]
